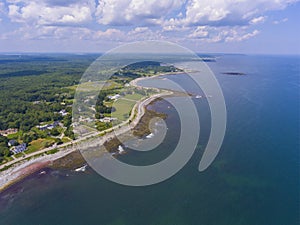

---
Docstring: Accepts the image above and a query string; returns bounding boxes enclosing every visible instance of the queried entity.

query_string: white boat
[146,133,154,139]
[118,145,125,154]
[75,164,87,172]
[195,95,202,99]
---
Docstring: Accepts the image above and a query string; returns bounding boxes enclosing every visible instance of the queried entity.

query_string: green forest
[0,54,98,162]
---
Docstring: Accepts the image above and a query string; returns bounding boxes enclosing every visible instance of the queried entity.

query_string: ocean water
[0,55,299,225]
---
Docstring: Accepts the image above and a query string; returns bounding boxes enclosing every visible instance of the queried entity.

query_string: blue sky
[0,0,299,54]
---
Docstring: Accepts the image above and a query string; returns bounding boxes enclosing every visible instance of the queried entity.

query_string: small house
[8,139,18,147]
[11,143,27,154]
[108,94,121,100]
[0,128,18,136]
[37,121,60,131]
[59,109,68,116]
[99,117,117,123]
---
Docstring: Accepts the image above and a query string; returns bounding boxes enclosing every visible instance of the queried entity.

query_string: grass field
[111,98,136,121]
[123,93,145,101]
[62,137,72,143]
[68,80,123,92]
[109,92,145,121]
[45,149,59,155]
[1,156,14,165]
[14,152,25,158]
[7,131,22,140]
[26,138,56,154]
[103,101,113,107]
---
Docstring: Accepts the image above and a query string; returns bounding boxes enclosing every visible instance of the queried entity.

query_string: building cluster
[78,116,93,123]
[11,143,27,154]
[107,94,121,100]
[8,139,17,147]
[0,128,18,136]
[99,117,117,123]
[5,139,27,154]
[37,121,60,131]
[58,109,68,116]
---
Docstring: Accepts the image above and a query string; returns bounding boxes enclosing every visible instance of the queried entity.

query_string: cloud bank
[0,0,299,46]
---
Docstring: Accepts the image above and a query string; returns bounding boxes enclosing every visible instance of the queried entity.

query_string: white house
[108,94,121,100]
[99,117,117,123]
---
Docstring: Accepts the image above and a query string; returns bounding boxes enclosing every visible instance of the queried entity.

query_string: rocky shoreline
[0,74,173,192]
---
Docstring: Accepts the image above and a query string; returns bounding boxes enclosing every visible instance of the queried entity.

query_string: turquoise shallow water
[0,55,299,225]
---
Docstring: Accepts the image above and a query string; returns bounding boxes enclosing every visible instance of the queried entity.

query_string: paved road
[0,89,170,171]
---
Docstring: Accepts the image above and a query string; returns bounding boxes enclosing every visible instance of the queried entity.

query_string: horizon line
[0,52,299,56]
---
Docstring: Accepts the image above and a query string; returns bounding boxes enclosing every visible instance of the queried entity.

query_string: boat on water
[111,145,126,157]
[195,95,202,99]
[118,145,125,154]
[75,164,87,172]
[146,133,154,139]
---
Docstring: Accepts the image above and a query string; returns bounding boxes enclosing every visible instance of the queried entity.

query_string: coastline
[0,73,174,192]
[0,145,82,192]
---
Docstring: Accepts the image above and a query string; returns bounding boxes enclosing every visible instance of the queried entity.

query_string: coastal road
[0,88,171,171]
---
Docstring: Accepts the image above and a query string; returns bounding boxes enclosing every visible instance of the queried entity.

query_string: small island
[222,72,246,76]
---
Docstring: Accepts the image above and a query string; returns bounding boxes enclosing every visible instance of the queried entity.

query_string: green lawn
[45,148,59,155]
[68,81,123,92]
[62,137,72,143]
[7,131,22,140]
[108,92,145,122]
[111,98,137,121]
[123,93,145,101]
[14,152,26,158]
[0,156,14,165]
[104,101,114,107]
[26,138,56,154]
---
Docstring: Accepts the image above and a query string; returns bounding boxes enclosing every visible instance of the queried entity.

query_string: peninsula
[0,57,180,191]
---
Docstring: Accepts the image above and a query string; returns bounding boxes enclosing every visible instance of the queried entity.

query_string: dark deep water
[0,55,299,225]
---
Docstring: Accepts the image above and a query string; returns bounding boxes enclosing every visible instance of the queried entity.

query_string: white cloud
[7,0,95,25]
[185,0,230,24]
[1,0,298,45]
[96,0,184,26]
[225,29,260,42]
[0,2,6,22]
[188,26,209,39]
[186,26,260,43]
[94,27,163,42]
[1,23,92,41]
[273,17,288,24]
[0,2,5,13]
[170,0,298,27]
[5,0,298,28]
[250,16,266,25]
[128,27,163,40]
[94,28,125,41]
[8,4,19,19]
